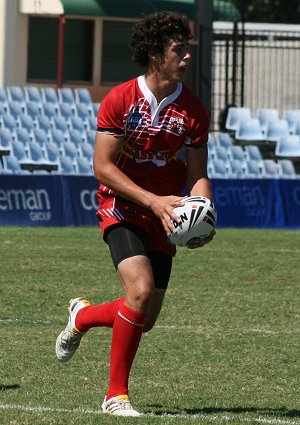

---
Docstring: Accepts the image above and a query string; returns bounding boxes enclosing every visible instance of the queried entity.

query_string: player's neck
[144,73,178,103]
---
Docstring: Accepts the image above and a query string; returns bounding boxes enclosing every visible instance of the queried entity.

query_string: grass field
[0,226,299,425]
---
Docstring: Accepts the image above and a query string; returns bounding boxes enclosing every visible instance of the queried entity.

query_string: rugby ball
[168,196,217,247]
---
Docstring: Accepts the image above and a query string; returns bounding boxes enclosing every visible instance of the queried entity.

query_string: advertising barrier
[0,175,299,228]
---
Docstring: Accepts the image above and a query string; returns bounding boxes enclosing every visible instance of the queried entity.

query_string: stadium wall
[0,175,299,229]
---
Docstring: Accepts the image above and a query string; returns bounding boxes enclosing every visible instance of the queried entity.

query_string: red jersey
[97,75,209,197]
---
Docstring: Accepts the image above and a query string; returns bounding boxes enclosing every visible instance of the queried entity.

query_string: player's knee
[127,286,154,312]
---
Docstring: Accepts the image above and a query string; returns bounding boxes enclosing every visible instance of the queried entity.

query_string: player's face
[159,40,191,83]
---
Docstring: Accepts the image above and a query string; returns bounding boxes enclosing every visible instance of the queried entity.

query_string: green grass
[0,227,299,425]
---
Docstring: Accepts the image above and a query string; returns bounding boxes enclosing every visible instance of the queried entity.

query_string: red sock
[106,304,146,400]
[75,298,124,332]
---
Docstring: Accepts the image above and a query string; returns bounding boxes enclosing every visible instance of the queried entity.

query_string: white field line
[0,403,299,425]
[0,318,299,335]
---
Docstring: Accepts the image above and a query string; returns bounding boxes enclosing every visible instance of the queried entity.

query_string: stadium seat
[26,101,41,122]
[60,156,76,174]
[15,128,31,148]
[19,114,36,135]
[36,115,52,133]
[12,139,30,165]
[214,145,228,162]
[1,114,18,133]
[0,87,9,113]
[42,102,58,120]
[63,141,78,161]
[265,119,290,143]
[235,118,265,142]
[59,102,74,121]
[93,102,100,117]
[32,128,49,148]
[76,157,93,175]
[0,127,12,154]
[2,154,29,174]
[45,142,60,166]
[244,144,263,162]
[275,135,300,157]
[81,143,94,160]
[69,116,86,132]
[209,159,229,178]
[24,87,43,112]
[225,106,252,132]
[244,160,263,178]
[283,109,300,133]
[215,132,233,149]
[57,88,76,111]
[40,87,59,111]
[87,116,97,130]
[6,86,26,111]
[228,145,245,162]
[256,108,279,133]
[28,141,46,164]
[86,129,95,147]
[75,103,92,121]
[74,88,92,105]
[277,159,297,179]
[49,129,65,148]
[262,159,279,178]
[227,159,245,178]
[52,116,69,138]
[69,129,84,151]
[8,101,24,120]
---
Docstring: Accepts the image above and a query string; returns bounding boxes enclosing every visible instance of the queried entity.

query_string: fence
[211,22,300,130]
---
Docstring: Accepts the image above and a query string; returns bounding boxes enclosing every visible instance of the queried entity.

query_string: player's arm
[186,144,215,248]
[93,132,183,233]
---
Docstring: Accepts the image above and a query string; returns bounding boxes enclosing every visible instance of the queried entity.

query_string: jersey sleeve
[185,96,209,147]
[97,87,125,137]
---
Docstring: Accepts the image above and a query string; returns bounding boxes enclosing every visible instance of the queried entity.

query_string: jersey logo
[126,111,143,129]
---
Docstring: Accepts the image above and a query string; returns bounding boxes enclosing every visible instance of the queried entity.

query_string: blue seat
[32,128,49,148]
[60,156,76,174]
[8,101,25,120]
[86,130,95,147]
[75,103,92,121]
[244,145,263,162]
[1,114,18,132]
[15,128,31,147]
[93,102,100,117]
[40,87,59,111]
[45,142,60,165]
[59,102,74,120]
[26,101,41,122]
[74,88,92,105]
[3,155,29,174]
[19,114,36,135]
[235,118,265,142]
[36,115,52,133]
[28,141,46,163]
[265,119,290,143]
[214,146,228,162]
[277,159,297,179]
[6,86,26,111]
[63,141,78,161]
[24,87,43,112]
[209,159,229,178]
[12,139,30,165]
[69,129,84,150]
[76,157,93,175]
[225,106,252,132]
[0,128,12,154]
[215,132,233,149]
[81,143,94,160]
[57,88,76,111]
[275,135,300,157]
[256,108,279,133]
[42,102,58,119]
[69,116,86,132]
[0,87,9,113]
[49,129,65,148]
[228,145,245,162]
[262,159,279,178]
[227,159,245,178]
[244,160,263,178]
[52,116,69,137]
[87,116,97,130]
[283,109,300,133]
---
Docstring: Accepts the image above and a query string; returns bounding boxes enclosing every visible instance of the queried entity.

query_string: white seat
[265,119,290,143]
[256,108,279,133]
[283,109,300,133]
[235,118,265,141]
[244,145,263,162]
[244,160,263,178]
[209,159,229,178]
[277,159,297,179]
[215,132,233,149]
[262,159,279,178]
[275,135,300,157]
[225,106,252,131]
[228,145,245,162]
[227,159,245,178]
[214,145,228,162]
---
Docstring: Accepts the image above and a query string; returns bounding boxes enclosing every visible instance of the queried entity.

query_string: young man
[56,11,214,416]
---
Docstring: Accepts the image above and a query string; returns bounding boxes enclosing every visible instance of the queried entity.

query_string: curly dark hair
[131,11,193,67]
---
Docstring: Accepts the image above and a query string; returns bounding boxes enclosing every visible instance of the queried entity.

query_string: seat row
[225,106,300,147]
[208,158,298,179]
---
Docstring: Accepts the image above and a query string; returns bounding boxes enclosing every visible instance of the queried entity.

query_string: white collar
[137,75,182,124]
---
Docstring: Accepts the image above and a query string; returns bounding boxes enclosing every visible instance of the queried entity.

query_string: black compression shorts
[105,223,172,289]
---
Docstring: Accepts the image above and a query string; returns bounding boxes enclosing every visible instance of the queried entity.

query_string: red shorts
[96,195,176,257]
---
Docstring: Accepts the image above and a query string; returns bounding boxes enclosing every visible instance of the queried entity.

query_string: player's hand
[187,230,216,249]
[150,195,185,235]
